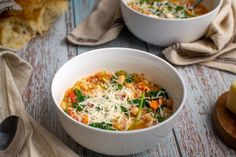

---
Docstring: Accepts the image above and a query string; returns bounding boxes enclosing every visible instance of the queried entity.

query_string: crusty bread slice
[0,17,35,50]
[0,0,68,50]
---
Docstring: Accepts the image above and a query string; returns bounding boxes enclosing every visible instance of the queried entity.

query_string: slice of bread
[0,17,35,50]
[0,0,68,50]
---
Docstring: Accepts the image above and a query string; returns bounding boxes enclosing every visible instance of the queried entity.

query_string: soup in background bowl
[51,48,186,155]
[121,0,223,46]
[128,0,209,19]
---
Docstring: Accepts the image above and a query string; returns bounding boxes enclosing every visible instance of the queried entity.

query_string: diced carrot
[149,100,159,111]
[68,90,77,103]
[67,108,73,115]
[82,114,89,124]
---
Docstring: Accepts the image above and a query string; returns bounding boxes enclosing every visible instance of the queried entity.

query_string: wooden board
[212,92,236,150]
[15,0,236,156]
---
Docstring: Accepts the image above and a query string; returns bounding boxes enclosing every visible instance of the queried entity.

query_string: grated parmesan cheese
[61,70,174,131]
[78,83,133,124]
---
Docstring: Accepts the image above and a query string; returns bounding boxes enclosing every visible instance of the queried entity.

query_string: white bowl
[51,48,186,155]
[120,0,223,46]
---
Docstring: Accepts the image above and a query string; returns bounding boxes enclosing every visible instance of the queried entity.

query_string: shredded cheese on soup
[61,70,173,131]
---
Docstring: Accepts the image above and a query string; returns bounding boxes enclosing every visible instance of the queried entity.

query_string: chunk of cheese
[226,80,236,115]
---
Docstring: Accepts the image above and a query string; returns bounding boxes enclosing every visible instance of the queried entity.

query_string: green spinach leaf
[115,70,127,76]
[120,106,128,112]
[74,89,88,102]
[155,115,165,122]
[146,89,169,99]
[125,75,134,83]
[72,102,84,111]
[89,122,114,130]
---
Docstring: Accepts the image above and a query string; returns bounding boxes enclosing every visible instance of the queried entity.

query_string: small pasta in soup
[61,70,173,131]
[128,0,209,19]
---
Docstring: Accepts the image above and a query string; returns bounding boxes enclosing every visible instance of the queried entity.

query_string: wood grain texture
[15,0,236,157]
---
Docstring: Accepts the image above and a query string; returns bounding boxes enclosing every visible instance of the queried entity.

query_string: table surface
[17,1,236,157]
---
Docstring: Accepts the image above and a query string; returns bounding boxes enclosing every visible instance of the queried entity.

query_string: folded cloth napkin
[163,0,236,73]
[67,0,123,46]
[0,51,79,157]
[67,0,236,74]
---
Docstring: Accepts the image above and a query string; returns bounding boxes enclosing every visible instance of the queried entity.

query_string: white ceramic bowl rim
[51,47,186,135]
[121,0,223,21]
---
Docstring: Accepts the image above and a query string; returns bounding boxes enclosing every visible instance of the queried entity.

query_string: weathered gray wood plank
[147,45,236,157]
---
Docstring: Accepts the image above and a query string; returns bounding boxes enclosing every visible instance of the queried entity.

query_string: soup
[61,70,173,131]
[128,0,209,19]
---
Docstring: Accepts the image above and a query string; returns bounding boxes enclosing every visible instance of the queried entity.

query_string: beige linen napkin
[67,0,123,46]
[163,0,236,73]
[67,0,236,73]
[0,51,79,157]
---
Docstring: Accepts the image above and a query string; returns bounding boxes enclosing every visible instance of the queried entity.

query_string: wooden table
[17,1,236,156]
